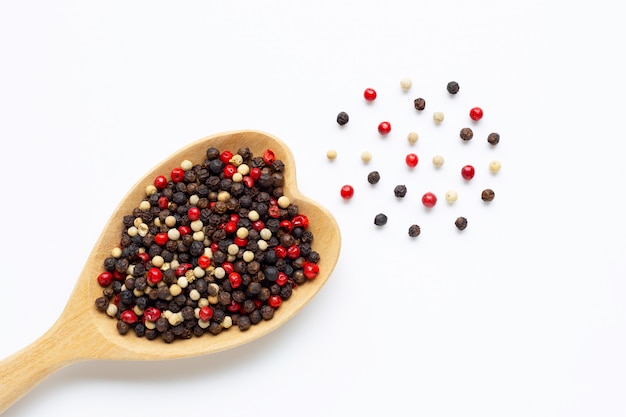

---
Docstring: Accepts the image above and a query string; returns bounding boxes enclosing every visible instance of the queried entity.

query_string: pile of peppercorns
[94,146,320,343]
[333,80,501,236]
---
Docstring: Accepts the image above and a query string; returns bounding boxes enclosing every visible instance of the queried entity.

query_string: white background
[1,1,625,416]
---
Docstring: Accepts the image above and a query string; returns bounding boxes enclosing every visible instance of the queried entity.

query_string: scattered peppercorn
[489,160,502,173]
[455,216,468,230]
[469,107,483,121]
[400,78,412,91]
[361,151,372,164]
[326,149,337,160]
[447,81,460,94]
[460,127,474,141]
[394,185,407,198]
[445,190,458,204]
[405,153,418,168]
[433,112,444,124]
[432,155,445,168]
[364,88,377,101]
[340,184,355,199]
[378,121,391,135]
[481,188,495,202]
[461,165,475,180]
[95,146,320,342]
[487,132,500,145]
[414,98,426,111]
[367,171,380,184]
[374,213,388,226]
[407,132,419,145]
[408,224,421,237]
[422,192,437,208]
[337,111,349,126]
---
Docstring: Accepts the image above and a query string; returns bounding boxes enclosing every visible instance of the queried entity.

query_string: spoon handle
[0,317,85,413]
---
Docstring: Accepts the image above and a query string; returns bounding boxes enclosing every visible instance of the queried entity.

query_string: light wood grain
[0,130,341,414]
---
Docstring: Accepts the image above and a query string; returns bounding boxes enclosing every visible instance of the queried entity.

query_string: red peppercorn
[340,185,354,199]
[178,225,191,236]
[242,176,255,188]
[252,220,265,231]
[154,175,168,190]
[198,255,211,269]
[187,207,201,221]
[144,306,161,322]
[227,300,241,313]
[136,252,150,263]
[222,261,234,274]
[469,107,483,121]
[234,237,248,247]
[120,310,138,324]
[279,220,293,233]
[223,164,237,179]
[170,167,185,183]
[97,271,113,287]
[198,306,213,321]
[461,165,475,180]
[224,221,237,234]
[263,149,276,165]
[219,150,233,164]
[268,205,280,218]
[175,263,192,277]
[155,232,169,246]
[287,245,301,259]
[378,121,391,135]
[405,153,418,167]
[229,272,242,288]
[229,214,240,223]
[146,267,163,284]
[422,192,437,208]
[268,295,282,308]
[158,196,169,210]
[249,167,262,180]
[303,262,319,279]
[364,87,377,101]
[292,214,309,229]
[274,245,287,258]
[210,242,219,253]
[276,272,288,286]
[113,270,124,281]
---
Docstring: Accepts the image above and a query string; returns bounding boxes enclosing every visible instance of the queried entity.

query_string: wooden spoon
[0,130,341,413]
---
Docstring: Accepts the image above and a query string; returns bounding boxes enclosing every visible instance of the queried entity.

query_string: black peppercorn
[455,216,468,230]
[481,189,495,202]
[374,213,388,226]
[488,132,500,145]
[336,111,349,126]
[460,127,473,141]
[367,171,380,184]
[408,224,421,237]
[447,81,460,94]
[394,185,407,198]
[413,97,426,111]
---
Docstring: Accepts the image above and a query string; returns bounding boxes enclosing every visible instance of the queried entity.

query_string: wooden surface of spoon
[0,130,341,414]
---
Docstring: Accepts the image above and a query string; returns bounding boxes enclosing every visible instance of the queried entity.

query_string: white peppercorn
[432,155,445,168]
[407,132,419,145]
[400,78,412,90]
[489,160,502,173]
[445,190,458,203]
[433,112,444,124]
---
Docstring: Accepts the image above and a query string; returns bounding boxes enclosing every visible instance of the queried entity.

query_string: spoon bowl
[0,130,341,413]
